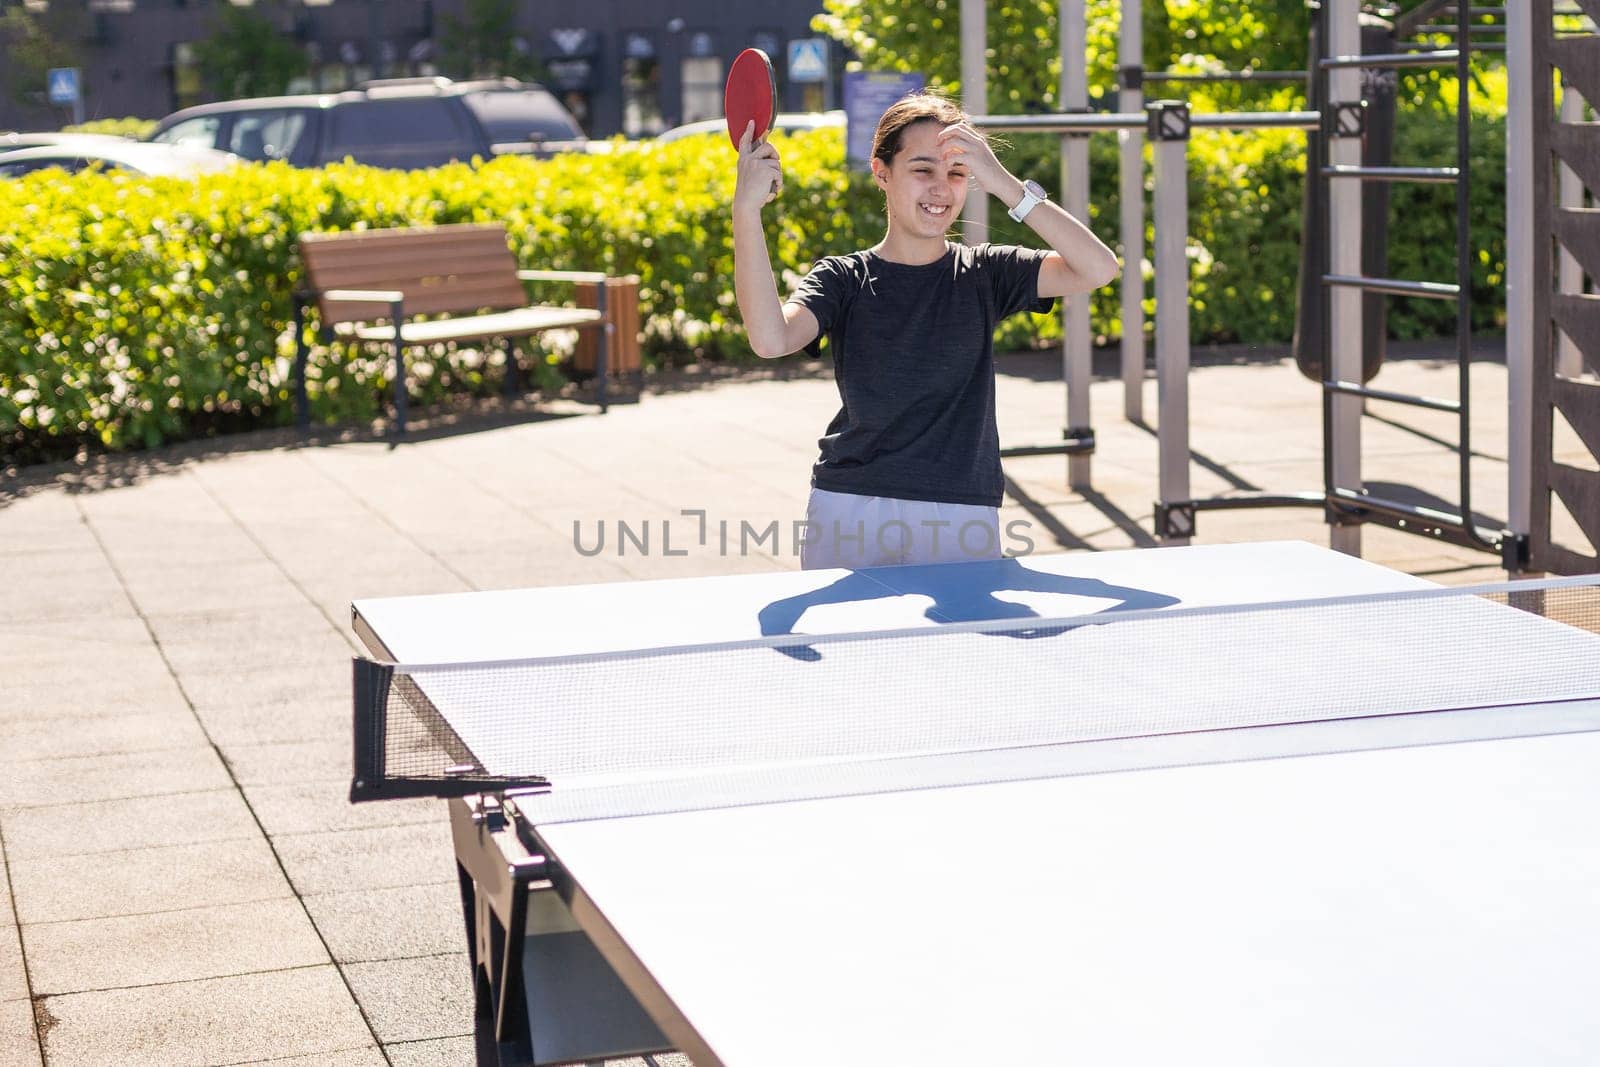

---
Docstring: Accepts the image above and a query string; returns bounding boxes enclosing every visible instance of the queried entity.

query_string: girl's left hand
[935,122,1009,191]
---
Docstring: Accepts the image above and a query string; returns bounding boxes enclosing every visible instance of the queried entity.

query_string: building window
[680,56,722,126]
[621,34,662,138]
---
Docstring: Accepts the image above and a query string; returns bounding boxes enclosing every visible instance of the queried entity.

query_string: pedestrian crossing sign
[787,39,829,83]
[47,67,80,105]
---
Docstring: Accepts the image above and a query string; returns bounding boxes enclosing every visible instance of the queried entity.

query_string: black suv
[148,77,587,170]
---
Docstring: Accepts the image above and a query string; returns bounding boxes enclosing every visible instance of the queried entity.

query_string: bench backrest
[299,223,528,325]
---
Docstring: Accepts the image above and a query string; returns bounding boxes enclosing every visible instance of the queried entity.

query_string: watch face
[1023,179,1047,199]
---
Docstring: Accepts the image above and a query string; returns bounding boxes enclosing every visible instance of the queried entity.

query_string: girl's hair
[870,89,971,167]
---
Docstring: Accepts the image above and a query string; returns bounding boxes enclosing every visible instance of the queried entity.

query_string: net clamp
[469,794,507,832]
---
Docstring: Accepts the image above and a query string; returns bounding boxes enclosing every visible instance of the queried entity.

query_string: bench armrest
[323,288,406,304]
[517,269,608,285]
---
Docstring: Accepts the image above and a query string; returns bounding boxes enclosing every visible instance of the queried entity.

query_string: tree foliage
[438,0,545,81]
[193,5,309,100]
[812,0,1314,113]
[0,6,86,111]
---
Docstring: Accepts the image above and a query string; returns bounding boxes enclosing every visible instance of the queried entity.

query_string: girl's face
[872,120,970,239]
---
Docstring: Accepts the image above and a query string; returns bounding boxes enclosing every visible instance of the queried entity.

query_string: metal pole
[1151,102,1192,546]
[1062,0,1092,489]
[1119,0,1146,422]
[1505,0,1535,556]
[960,0,989,244]
[1327,0,1363,556]
[1556,81,1585,380]
[1453,0,1476,551]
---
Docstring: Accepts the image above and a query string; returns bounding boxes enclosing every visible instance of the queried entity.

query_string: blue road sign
[843,71,926,167]
[47,67,80,106]
[787,39,829,84]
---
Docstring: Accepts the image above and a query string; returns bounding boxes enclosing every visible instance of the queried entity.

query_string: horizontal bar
[1323,379,1463,413]
[1397,39,1509,52]
[1413,23,1508,35]
[1146,70,1306,82]
[1322,274,1462,299]
[968,113,1145,134]
[1321,164,1460,183]
[1187,493,1326,512]
[1320,49,1461,68]
[1427,4,1587,15]
[1001,439,1095,458]
[1189,110,1321,130]
[1327,489,1507,551]
[350,775,550,803]
[971,111,1322,135]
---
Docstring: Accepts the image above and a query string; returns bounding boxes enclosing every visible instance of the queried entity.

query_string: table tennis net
[351,575,1600,820]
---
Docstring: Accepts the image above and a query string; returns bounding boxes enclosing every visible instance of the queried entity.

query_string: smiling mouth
[920,203,951,217]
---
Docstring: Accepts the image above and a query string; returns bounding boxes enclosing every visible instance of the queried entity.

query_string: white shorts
[800,488,1002,570]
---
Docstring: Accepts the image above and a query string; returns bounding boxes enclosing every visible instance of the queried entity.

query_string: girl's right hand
[734,120,783,212]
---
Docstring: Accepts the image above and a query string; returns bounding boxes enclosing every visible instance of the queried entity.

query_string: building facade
[0,0,836,136]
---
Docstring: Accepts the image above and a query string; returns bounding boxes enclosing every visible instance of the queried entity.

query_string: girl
[733,91,1119,569]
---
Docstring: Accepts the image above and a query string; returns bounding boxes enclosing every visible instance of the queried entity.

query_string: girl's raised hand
[935,122,1008,191]
[734,120,783,211]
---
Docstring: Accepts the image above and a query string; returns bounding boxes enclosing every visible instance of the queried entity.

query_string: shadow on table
[757,556,1179,661]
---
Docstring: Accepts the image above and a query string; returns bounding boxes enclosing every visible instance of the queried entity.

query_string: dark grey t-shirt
[789,242,1055,507]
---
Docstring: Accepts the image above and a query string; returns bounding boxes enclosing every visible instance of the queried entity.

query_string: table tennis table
[348,541,1600,1067]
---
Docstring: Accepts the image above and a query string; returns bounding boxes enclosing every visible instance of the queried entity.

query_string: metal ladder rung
[1323,380,1462,413]
[1412,23,1506,35]
[1320,49,1460,68]
[1322,274,1462,299]
[1321,164,1460,183]
[1147,70,1307,83]
[1312,2,1504,562]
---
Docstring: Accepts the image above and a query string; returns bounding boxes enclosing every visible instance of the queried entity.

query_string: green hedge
[0,132,881,460]
[0,81,1508,460]
[62,117,158,138]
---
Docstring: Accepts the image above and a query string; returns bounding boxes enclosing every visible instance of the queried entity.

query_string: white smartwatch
[1007,179,1049,223]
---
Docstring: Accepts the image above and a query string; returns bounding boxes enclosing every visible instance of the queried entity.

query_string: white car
[655,110,846,144]
[0,141,241,177]
[0,130,133,152]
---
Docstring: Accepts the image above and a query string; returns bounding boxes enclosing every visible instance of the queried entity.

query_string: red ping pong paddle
[726,48,777,150]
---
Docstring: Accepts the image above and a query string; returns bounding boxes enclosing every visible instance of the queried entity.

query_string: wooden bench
[293,223,636,435]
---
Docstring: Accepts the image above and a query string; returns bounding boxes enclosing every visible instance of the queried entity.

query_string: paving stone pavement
[0,342,1576,1065]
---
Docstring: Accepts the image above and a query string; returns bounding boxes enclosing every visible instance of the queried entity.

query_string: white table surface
[351,542,1600,1066]
[540,725,1600,1066]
